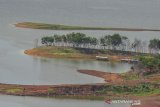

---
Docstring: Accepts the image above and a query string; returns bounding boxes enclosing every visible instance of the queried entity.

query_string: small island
[15,22,160,31]
[25,32,159,61]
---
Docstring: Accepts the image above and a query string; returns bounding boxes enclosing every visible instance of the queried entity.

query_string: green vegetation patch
[120,72,139,80]
[47,88,55,94]
[96,83,160,96]
[51,48,75,54]
[137,55,160,75]
[36,46,77,55]
[133,89,160,96]
[5,88,23,93]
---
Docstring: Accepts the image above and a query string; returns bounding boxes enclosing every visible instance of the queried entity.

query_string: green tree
[110,33,122,50]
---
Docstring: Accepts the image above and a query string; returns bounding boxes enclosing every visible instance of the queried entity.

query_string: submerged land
[15,22,160,31]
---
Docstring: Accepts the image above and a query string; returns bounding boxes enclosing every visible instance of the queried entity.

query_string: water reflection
[0,95,130,107]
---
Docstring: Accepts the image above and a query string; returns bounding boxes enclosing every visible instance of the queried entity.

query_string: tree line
[41,32,160,54]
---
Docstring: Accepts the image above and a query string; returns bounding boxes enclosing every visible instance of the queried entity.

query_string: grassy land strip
[24,46,96,59]
[15,22,160,31]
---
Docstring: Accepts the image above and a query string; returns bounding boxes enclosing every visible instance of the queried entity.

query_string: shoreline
[0,69,159,97]
[78,70,123,83]
[15,22,160,31]
[0,69,159,107]
[24,48,96,60]
[0,82,107,100]
[0,83,159,107]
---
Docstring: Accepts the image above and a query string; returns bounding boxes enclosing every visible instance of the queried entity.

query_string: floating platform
[96,56,108,61]
[121,58,139,64]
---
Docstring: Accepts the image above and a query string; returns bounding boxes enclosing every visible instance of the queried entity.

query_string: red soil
[78,69,123,83]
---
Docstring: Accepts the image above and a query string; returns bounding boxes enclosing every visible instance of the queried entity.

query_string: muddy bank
[78,70,123,82]
[78,69,160,86]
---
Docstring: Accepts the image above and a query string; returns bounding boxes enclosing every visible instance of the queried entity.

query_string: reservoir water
[0,0,160,107]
